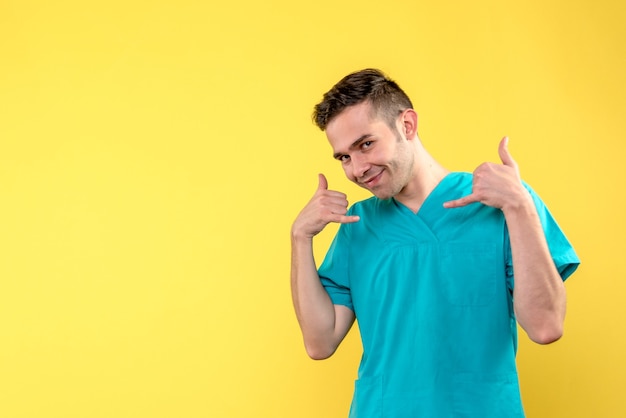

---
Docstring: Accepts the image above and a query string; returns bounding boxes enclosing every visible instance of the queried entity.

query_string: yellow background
[0,0,624,417]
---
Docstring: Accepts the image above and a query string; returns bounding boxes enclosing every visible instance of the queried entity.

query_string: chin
[358,182,394,200]
[371,189,394,200]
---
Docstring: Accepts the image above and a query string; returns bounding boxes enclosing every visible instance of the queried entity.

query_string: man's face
[325,101,414,200]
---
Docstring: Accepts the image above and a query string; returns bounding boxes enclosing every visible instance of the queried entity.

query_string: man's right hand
[292,174,360,240]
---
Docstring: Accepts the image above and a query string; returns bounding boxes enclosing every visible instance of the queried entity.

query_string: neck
[395,145,449,213]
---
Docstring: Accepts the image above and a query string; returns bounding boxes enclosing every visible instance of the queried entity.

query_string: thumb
[498,136,516,167]
[317,173,328,191]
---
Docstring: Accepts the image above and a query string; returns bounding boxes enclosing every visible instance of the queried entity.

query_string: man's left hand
[443,137,530,211]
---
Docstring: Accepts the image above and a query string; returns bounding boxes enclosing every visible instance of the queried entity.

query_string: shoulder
[342,197,396,236]
[437,171,475,202]
[348,196,390,215]
[445,171,473,189]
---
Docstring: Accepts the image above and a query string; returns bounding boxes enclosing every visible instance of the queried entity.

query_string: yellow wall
[0,0,623,416]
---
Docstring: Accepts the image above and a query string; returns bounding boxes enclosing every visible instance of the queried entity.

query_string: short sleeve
[506,182,580,291]
[318,221,354,311]
[525,183,580,281]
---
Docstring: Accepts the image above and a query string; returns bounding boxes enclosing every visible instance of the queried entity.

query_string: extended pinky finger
[443,195,476,209]
[338,214,360,224]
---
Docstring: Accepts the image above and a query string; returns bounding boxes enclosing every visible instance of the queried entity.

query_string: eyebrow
[333,134,373,159]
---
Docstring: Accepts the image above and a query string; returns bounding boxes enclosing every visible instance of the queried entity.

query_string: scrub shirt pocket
[349,376,382,418]
[440,243,497,306]
[452,372,525,417]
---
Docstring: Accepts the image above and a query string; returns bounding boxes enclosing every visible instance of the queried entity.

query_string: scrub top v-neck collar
[390,172,455,231]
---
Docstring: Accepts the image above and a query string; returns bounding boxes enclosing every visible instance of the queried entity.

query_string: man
[290,68,579,417]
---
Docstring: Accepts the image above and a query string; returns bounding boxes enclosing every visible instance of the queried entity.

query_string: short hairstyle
[313,68,414,131]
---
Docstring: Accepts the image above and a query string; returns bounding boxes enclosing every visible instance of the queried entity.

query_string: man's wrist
[291,226,314,244]
[501,191,535,219]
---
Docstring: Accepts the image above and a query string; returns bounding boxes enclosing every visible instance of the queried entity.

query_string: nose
[351,154,370,180]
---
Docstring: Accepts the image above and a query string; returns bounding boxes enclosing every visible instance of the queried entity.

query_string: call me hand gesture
[292,173,360,240]
[444,137,531,211]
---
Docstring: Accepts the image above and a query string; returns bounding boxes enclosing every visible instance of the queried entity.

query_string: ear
[400,109,418,139]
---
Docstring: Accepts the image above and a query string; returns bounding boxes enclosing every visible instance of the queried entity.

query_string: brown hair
[313,68,414,131]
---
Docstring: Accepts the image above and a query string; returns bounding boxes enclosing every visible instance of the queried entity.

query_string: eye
[361,140,373,150]
[338,154,350,163]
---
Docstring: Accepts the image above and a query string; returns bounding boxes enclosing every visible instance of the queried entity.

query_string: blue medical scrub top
[318,172,579,418]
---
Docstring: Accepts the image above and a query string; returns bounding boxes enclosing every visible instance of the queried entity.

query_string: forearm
[505,197,566,344]
[290,232,351,359]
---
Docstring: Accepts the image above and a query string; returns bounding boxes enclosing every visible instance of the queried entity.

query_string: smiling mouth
[360,170,383,187]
